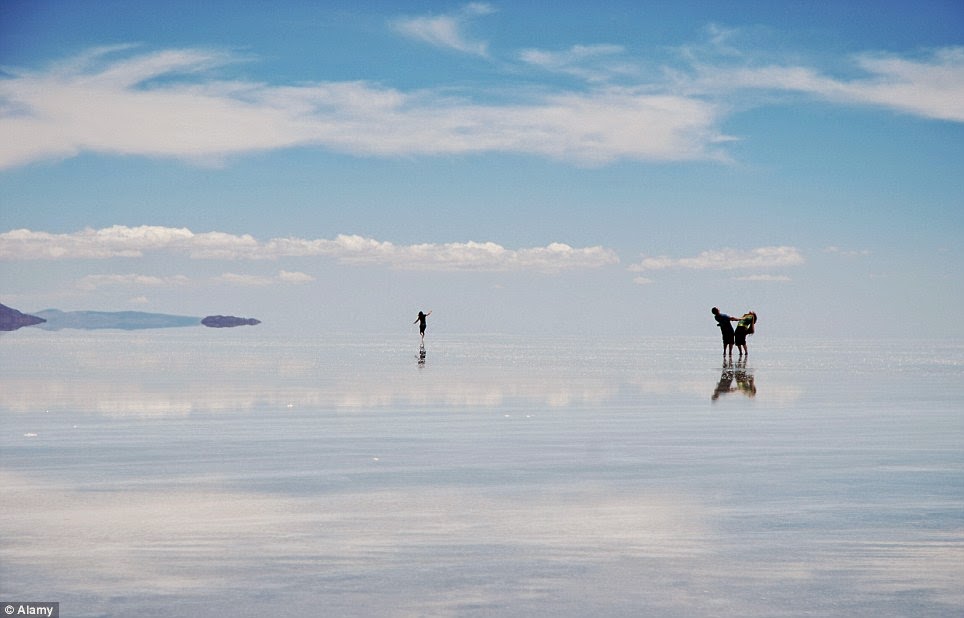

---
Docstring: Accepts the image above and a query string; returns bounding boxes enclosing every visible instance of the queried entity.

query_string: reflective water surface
[2,331,962,617]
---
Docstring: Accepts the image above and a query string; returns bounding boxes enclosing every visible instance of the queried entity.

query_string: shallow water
[1,331,962,617]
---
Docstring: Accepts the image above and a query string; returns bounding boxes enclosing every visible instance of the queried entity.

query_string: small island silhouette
[201,315,261,328]
[1,303,260,331]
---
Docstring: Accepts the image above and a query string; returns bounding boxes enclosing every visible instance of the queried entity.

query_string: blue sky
[1,1,962,338]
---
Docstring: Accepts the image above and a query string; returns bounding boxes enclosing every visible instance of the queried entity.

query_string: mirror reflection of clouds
[4,470,961,616]
[0,372,622,417]
[1,471,708,611]
[0,333,814,417]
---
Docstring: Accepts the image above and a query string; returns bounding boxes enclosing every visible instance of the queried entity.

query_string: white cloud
[629,246,804,271]
[392,3,495,56]
[3,39,958,171]
[840,49,964,121]
[0,226,259,259]
[0,46,731,169]
[632,276,655,285]
[369,239,619,272]
[690,47,964,122]
[1,226,619,273]
[278,270,315,284]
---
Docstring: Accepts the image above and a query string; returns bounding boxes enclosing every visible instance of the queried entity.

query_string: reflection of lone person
[712,307,737,357]
[414,310,432,344]
[734,311,757,358]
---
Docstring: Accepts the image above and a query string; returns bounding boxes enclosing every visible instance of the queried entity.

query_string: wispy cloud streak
[687,47,964,122]
[76,273,191,290]
[520,44,636,82]
[74,270,314,290]
[629,246,804,271]
[734,274,792,282]
[392,3,495,57]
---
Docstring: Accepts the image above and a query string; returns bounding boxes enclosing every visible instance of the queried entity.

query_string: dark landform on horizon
[0,303,46,331]
[1,303,261,331]
[201,315,261,328]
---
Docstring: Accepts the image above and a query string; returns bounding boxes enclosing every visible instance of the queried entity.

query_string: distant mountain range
[34,309,202,330]
[1,303,261,331]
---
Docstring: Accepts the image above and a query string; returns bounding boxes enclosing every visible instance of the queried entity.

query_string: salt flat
[2,331,962,617]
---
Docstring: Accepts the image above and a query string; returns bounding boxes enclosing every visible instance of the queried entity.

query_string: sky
[1,0,962,338]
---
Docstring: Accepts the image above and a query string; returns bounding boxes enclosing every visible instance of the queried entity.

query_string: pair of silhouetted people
[415,307,758,357]
[712,307,757,357]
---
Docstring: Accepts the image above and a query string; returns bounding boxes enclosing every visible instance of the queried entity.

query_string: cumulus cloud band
[0,226,619,273]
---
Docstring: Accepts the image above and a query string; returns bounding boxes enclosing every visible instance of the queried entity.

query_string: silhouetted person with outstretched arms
[414,310,432,345]
[712,307,738,357]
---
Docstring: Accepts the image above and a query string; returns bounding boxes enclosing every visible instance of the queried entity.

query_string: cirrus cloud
[392,3,496,57]
[519,44,637,83]
[2,32,959,173]
[686,46,964,123]
[0,45,731,169]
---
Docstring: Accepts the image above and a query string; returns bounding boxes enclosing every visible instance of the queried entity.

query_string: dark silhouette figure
[414,310,432,345]
[734,311,757,358]
[712,307,738,357]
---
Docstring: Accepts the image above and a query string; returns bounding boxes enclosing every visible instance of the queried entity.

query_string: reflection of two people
[712,359,756,400]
